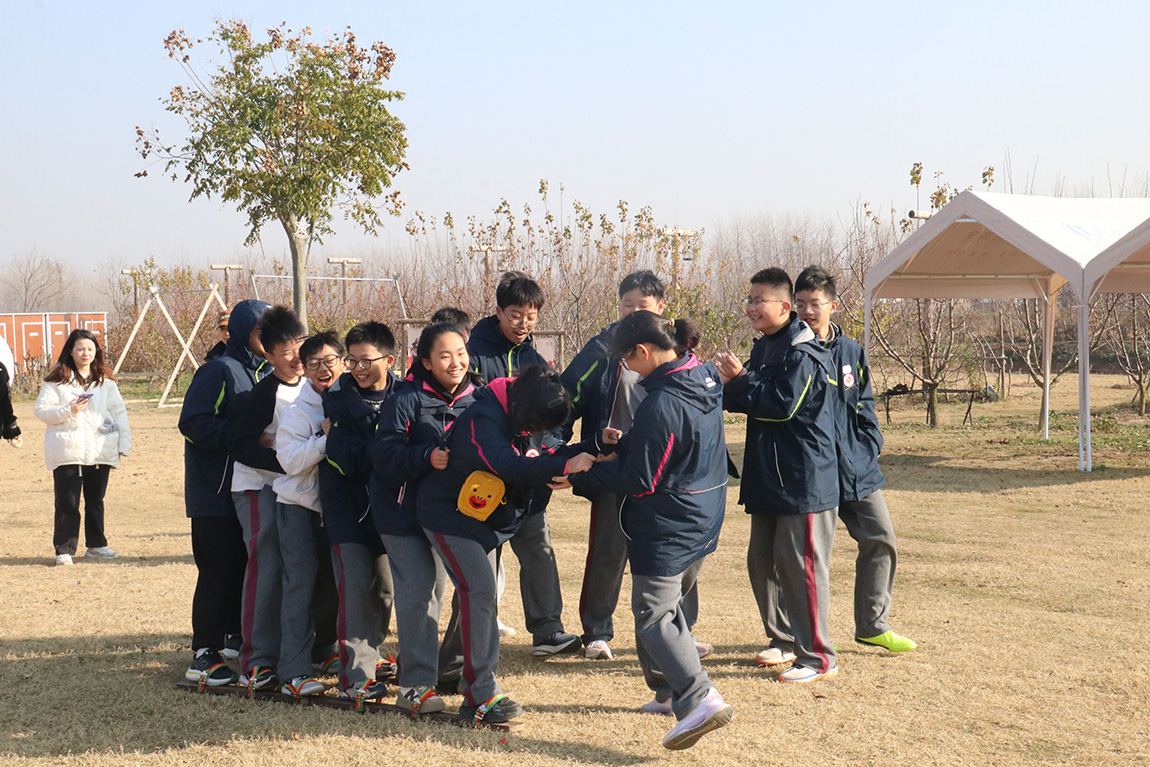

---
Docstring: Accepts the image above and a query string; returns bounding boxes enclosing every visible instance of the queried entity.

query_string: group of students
[173,265,914,751]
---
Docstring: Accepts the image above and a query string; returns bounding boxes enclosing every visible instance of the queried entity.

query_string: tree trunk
[1139,378,1147,417]
[283,216,310,331]
[926,382,938,428]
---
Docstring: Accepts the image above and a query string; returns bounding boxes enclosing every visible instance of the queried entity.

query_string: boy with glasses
[793,265,916,655]
[715,268,840,683]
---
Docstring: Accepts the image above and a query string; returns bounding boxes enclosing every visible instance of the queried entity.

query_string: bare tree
[1,249,67,312]
[1102,293,1150,415]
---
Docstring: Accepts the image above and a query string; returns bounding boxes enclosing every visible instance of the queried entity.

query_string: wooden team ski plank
[175,681,524,732]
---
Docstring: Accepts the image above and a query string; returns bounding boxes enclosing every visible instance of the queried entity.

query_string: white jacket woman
[34,376,131,470]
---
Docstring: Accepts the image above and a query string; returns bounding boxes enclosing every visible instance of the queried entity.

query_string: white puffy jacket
[33,377,132,470]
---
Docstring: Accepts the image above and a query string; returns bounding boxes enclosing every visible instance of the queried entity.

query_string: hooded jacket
[318,370,398,549]
[369,366,477,538]
[416,378,586,551]
[273,381,327,513]
[822,324,885,502]
[466,314,548,381]
[178,299,271,518]
[569,354,727,577]
[724,313,839,515]
[34,375,131,470]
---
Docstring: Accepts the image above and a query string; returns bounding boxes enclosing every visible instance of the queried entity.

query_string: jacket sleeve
[275,401,326,475]
[324,404,371,480]
[466,411,569,484]
[855,349,884,453]
[230,381,283,473]
[33,383,72,425]
[105,382,131,455]
[178,362,232,451]
[723,350,821,423]
[370,392,435,483]
[0,365,20,439]
[560,335,608,440]
[570,402,676,498]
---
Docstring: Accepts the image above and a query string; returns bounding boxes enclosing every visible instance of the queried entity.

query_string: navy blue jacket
[823,325,885,502]
[569,355,727,577]
[416,378,587,551]
[369,368,477,538]
[723,313,839,515]
[467,315,547,381]
[318,370,398,549]
[560,323,620,444]
[178,299,271,518]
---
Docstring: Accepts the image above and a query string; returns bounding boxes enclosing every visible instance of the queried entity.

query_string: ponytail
[609,311,701,359]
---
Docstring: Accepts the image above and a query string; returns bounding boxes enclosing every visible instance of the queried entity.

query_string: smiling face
[346,342,394,391]
[744,282,791,336]
[303,344,344,392]
[619,288,666,319]
[794,288,838,339]
[267,336,305,382]
[421,331,470,391]
[495,303,539,345]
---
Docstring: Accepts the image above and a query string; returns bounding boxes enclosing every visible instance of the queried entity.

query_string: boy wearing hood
[716,267,840,684]
[467,271,581,657]
[179,299,271,687]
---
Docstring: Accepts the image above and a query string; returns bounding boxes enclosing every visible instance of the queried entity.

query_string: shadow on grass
[0,555,194,567]
[0,633,653,764]
[881,454,1150,492]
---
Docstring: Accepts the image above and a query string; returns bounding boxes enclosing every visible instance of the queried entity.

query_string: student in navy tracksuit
[371,321,479,715]
[417,365,597,724]
[716,267,841,684]
[321,322,399,703]
[467,271,581,656]
[179,299,270,687]
[794,266,916,654]
[561,312,732,751]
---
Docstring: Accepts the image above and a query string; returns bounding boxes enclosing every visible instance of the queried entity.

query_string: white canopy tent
[863,190,1150,471]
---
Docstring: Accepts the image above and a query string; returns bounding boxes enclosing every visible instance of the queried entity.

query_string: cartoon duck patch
[457,470,506,522]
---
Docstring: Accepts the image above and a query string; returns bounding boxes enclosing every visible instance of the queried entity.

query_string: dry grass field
[1,374,1148,766]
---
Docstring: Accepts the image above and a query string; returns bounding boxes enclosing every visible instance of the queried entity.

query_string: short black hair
[496,271,546,311]
[300,331,344,362]
[618,270,666,300]
[344,321,396,356]
[430,306,471,327]
[507,364,570,434]
[794,265,838,301]
[749,267,793,301]
[259,305,306,352]
[609,311,700,358]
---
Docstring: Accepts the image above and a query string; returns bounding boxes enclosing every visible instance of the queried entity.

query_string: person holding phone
[33,329,131,566]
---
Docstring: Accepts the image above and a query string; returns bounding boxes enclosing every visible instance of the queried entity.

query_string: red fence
[0,313,107,377]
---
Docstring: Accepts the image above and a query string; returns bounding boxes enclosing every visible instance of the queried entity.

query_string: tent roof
[866,191,1150,300]
[1086,213,1150,295]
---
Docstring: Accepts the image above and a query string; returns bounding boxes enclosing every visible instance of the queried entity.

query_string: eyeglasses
[794,300,830,311]
[742,298,787,308]
[344,356,388,370]
[305,355,342,371]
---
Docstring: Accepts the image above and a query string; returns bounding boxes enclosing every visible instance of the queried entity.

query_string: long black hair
[507,364,570,434]
[608,311,701,360]
[415,322,484,389]
[45,329,113,386]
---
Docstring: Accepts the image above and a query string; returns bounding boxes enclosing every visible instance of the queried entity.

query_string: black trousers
[190,515,248,651]
[53,464,110,556]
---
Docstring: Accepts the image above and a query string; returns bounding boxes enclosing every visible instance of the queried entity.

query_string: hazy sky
[3,0,1148,271]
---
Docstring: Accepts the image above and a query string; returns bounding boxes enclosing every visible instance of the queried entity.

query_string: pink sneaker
[662,688,733,750]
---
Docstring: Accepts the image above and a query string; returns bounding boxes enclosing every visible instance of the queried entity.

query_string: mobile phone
[76,392,95,402]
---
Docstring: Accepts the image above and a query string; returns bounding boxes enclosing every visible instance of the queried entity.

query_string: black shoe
[222,633,242,660]
[531,631,581,657]
[240,666,279,691]
[185,648,238,687]
[435,676,461,696]
[375,656,398,682]
[460,695,523,724]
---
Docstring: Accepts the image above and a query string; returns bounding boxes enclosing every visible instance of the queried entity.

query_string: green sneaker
[855,631,917,652]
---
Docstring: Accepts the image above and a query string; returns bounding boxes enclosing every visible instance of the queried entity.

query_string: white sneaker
[778,664,838,684]
[639,695,674,716]
[55,554,74,566]
[85,546,118,560]
[755,646,797,667]
[694,639,714,659]
[497,620,516,637]
[584,639,614,660]
[662,688,733,750]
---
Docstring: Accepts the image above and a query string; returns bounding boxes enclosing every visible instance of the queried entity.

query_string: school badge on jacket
[842,364,855,389]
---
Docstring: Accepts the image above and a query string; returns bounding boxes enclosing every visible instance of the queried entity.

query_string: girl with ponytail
[558,310,733,751]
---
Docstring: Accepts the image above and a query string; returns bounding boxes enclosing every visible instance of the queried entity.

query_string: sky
[2,0,1149,271]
